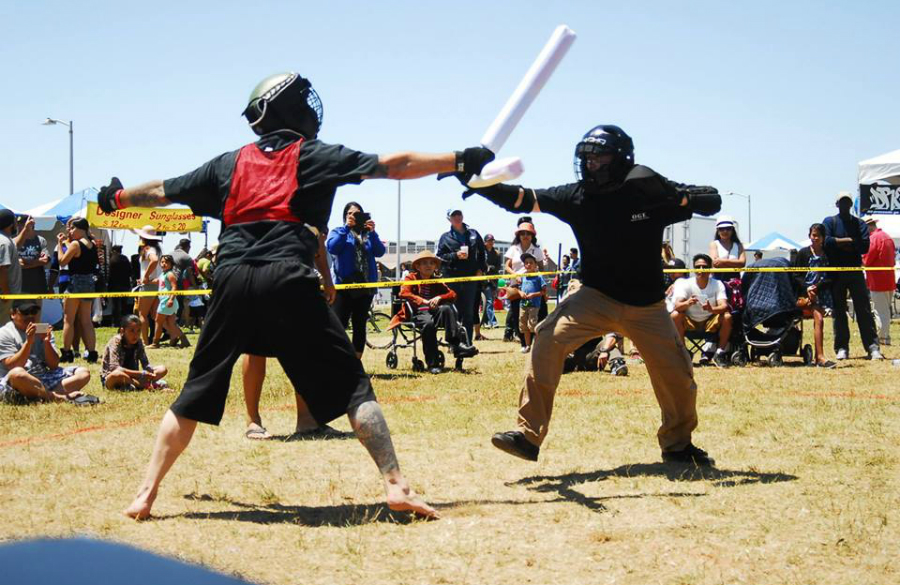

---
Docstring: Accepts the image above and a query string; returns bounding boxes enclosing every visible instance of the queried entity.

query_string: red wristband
[114,189,124,210]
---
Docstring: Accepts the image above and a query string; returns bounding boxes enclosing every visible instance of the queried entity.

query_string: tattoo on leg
[348,401,400,476]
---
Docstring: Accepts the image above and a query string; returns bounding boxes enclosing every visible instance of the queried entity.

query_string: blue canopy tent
[23,188,98,230]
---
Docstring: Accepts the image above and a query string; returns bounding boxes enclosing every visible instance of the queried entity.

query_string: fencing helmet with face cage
[242,73,323,139]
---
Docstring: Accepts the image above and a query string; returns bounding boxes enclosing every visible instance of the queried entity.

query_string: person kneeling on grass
[102,315,169,391]
[0,300,95,405]
[518,253,547,354]
[389,250,478,374]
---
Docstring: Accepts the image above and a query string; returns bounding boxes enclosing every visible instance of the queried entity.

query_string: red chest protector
[222,139,304,227]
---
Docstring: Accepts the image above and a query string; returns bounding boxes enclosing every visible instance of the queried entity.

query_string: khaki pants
[871,290,893,344]
[518,285,698,452]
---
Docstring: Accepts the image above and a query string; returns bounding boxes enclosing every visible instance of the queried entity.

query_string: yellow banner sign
[87,202,203,232]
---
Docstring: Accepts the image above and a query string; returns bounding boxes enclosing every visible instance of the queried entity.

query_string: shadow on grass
[511,463,798,513]
[165,494,534,526]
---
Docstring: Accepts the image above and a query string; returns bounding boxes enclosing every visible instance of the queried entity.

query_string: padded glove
[98,177,125,213]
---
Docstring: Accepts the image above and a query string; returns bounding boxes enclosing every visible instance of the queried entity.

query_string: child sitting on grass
[519,252,547,354]
[101,315,169,391]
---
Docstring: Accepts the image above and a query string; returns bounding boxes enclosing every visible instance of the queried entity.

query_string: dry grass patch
[1,321,899,584]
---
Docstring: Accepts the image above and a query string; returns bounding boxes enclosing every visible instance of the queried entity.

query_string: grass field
[1,315,898,585]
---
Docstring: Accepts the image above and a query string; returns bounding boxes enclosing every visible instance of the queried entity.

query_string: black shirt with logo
[530,166,695,306]
[163,131,379,271]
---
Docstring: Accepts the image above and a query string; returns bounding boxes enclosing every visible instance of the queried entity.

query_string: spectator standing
[753,251,763,263]
[149,255,188,349]
[107,245,134,327]
[0,210,22,327]
[135,226,162,345]
[481,234,502,329]
[436,209,486,346]
[569,247,580,276]
[327,201,385,359]
[793,223,836,368]
[822,192,883,360]
[862,215,896,346]
[56,217,99,363]
[503,221,544,345]
[709,215,746,281]
[171,238,198,327]
[518,253,546,353]
[14,216,50,315]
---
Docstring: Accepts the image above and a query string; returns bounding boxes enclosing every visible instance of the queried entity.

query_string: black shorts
[170,261,376,426]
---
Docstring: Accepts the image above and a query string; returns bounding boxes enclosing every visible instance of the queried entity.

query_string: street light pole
[724,191,751,242]
[42,118,74,195]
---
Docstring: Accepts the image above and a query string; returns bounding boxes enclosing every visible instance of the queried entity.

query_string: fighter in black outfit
[99,72,494,519]
[458,125,722,466]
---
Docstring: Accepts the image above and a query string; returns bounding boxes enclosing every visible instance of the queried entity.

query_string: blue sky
[2,1,897,257]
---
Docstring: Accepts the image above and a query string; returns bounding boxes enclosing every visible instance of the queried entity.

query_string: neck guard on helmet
[242,72,323,139]
[573,124,634,189]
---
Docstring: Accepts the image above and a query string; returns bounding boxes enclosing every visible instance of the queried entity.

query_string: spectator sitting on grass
[101,315,169,391]
[0,300,94,405]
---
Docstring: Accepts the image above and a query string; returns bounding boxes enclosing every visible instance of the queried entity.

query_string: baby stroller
[739,258,814,366]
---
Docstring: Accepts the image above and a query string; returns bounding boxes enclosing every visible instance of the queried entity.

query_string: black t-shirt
[163,131,379,270]
[531,166,693,306]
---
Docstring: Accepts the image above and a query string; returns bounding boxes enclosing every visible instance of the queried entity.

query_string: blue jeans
[482,287,498,327]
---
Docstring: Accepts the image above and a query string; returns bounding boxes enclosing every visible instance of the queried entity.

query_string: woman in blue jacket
[327,202,385,357]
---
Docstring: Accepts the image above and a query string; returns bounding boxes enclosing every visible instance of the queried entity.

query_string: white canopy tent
[859,149,900,186]
[859,149,900,216]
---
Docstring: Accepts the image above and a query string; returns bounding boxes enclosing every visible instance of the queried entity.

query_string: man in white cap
[862,215,896,346]
[822,192,883,360]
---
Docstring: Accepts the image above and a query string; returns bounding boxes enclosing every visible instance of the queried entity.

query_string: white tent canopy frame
[859,149,900,185]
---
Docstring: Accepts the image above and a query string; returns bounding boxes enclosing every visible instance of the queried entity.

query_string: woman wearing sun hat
[708,215,745,282]
[135,225,162,345]
[503,220,544,345]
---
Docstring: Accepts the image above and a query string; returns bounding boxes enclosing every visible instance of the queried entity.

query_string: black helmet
[573,125,635,187]
[242,73,323,138]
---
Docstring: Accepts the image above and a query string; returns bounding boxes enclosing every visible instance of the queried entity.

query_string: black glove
[686,190,722,216]
[456,146,495,179]
[98,177,125,213]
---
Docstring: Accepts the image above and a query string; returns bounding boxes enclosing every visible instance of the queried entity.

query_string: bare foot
[385,479,439,519]
[124,487,156,520]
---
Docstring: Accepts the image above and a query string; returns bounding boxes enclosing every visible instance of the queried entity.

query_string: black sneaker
[697,353,711,366]
[491,431,539,462]
[712,351,729,368]
[453,344,479,358]
[85,350,99,364]
[59,349,75,363]
[609,357,628,377]
[662,443,715,467]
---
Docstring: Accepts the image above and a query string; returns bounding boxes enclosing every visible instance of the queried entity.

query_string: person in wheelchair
[395,251,478,374]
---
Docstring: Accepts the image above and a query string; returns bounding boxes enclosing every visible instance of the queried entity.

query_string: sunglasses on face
[694,265,709,269]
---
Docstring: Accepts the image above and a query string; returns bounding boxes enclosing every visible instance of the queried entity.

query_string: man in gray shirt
[0,300,93,404]
[0,209,23,327]
[15,215,50,308]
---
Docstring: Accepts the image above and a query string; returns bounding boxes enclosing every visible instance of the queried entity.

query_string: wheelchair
[384,298,471,372]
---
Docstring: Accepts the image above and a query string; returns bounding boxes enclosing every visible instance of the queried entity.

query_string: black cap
[0,209,15,230]
[70,217,90,231]
[13,299,40,312]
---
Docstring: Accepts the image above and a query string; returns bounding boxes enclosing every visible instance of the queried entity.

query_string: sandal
[245,423,271,440]
[68,394,100,406]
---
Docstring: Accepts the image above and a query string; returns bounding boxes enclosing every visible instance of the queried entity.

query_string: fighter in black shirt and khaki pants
[463,125,722,466]
[97,72,495,520]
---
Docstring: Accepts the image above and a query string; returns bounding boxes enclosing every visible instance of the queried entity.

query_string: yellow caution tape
[1,266,894,300]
